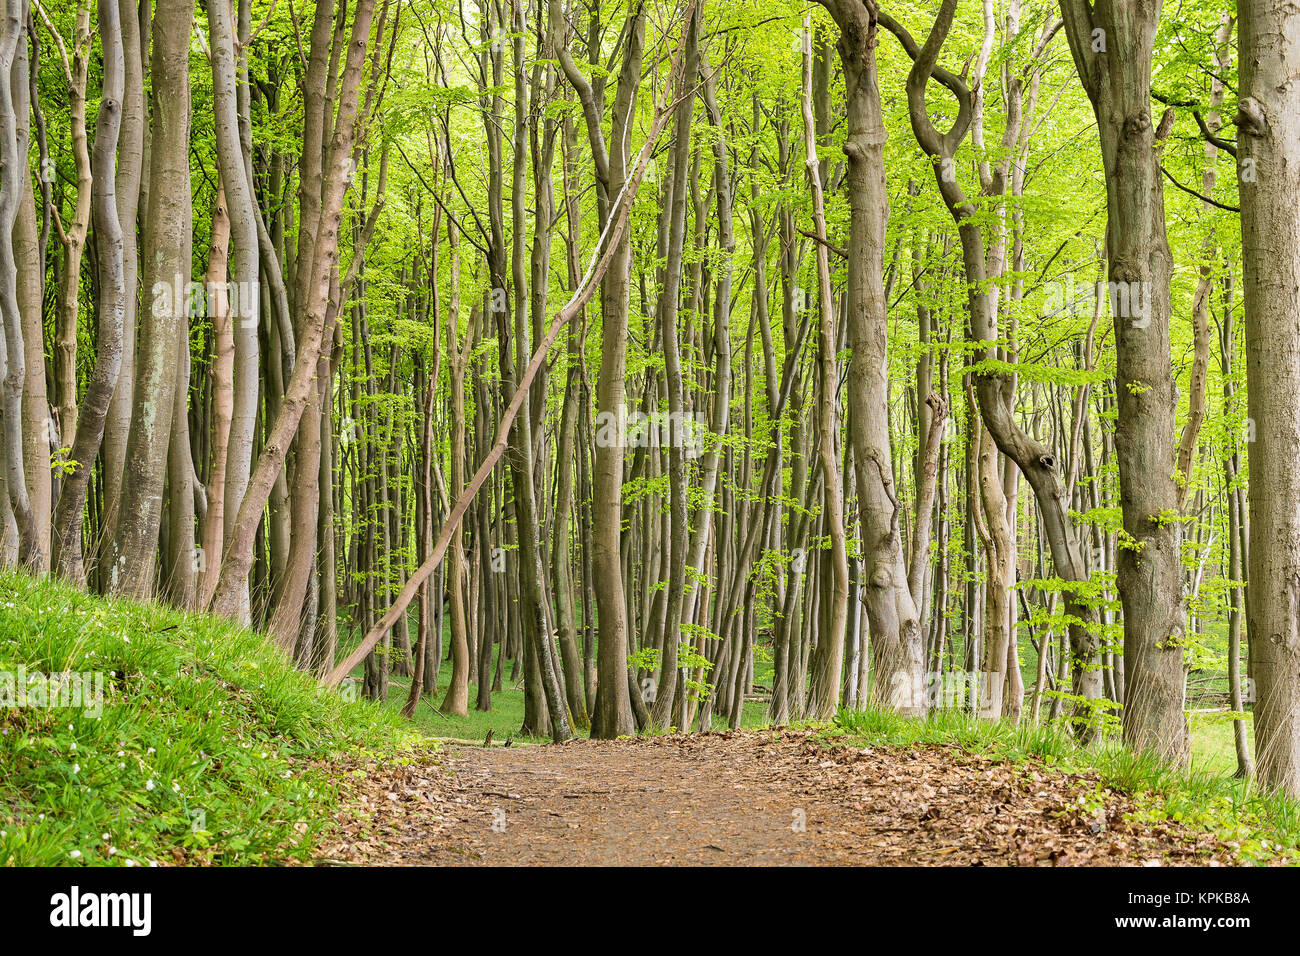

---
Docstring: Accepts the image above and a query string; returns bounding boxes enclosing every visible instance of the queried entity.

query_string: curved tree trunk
[50,0,126,582]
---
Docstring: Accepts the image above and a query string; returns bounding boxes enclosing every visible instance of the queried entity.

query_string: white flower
[72,764,79,774]
[69,850,82,859]
[146,779,155,791]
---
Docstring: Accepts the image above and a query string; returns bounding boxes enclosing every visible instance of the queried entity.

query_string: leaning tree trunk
[208,0,378,621]
[207,0,260,622]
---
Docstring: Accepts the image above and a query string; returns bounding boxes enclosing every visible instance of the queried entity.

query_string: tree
[1237,0,1300,796]
[1058,0,1190,764]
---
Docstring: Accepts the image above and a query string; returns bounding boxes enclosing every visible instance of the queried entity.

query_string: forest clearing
[0,0,1295,915]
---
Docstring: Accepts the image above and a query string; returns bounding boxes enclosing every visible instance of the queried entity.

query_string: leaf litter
[320,731,1238,866]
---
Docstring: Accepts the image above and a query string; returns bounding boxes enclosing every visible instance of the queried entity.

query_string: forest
[1,0,1299,873]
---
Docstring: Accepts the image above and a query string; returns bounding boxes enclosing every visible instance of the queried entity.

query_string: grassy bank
[0,572,420,866]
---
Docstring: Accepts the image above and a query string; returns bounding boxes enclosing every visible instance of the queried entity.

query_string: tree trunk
[50,0,125,582]
[106,0,192,599]
[1238,0,1300,795]
[819,0,926,714]
[1059,0,1189,764]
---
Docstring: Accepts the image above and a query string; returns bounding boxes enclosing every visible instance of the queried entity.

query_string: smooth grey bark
[16,155,47,571]
[800,17,850,721]
[106,0,192,599]
[206,0,260,621]
[649,1,697,728]
[1058,0,1189,764]
[1238,0,1300,795]
[50,0,126,582]
[816,0,926,714]
[0,0,36,567]
[209,0,377,621]
[101,0,145,548]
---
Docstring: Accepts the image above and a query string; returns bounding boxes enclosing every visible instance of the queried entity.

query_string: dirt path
[323,731,1234,866]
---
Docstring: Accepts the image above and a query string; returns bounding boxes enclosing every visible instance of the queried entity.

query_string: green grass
[1190,710,1252,776]
[829,706,1299,864]
[339,623,546,742]
[0,571,421,866]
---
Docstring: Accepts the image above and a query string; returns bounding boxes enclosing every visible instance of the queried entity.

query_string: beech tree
[0,0,1291,783]
[1238,0,1300,796]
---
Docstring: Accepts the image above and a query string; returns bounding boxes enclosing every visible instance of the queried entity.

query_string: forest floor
[321,730,1240,866]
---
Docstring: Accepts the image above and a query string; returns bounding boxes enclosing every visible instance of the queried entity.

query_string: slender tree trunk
[209,0,378,621]
[101,0,145,550]
[588,8,644,740]
[800,19,849,720]
[50,0,125,581]
[648,3,698,727]
[819,0,926,714]
[106,0,192,598]
[0,0,36,567]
